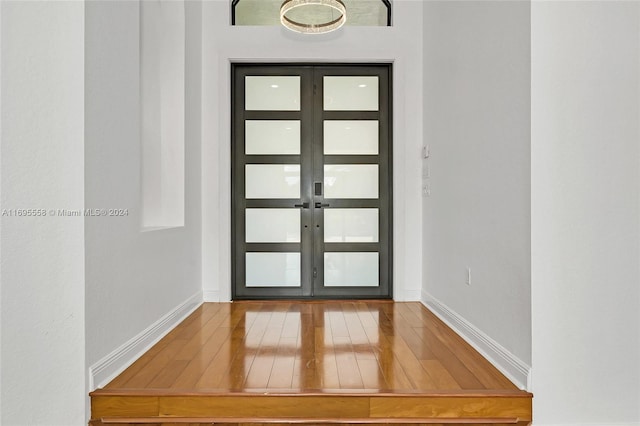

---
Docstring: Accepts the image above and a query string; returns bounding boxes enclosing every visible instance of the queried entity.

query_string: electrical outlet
[466,268,471,285]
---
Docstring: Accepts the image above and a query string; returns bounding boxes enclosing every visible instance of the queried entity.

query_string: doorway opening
[232,64,392,299]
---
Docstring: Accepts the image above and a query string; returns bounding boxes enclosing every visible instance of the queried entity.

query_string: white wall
[84,0,202,383]
[140,0,186,229]
[0,1,86,424]
[202,0,424,302]
[531,2,640,424]
[0,2,3,420]
[422,0,532,381]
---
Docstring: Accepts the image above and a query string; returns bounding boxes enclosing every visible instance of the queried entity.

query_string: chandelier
[280,0,347,34]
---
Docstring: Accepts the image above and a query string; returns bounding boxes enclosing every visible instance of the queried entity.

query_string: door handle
[314,202,330,208]
[294,202,310,208]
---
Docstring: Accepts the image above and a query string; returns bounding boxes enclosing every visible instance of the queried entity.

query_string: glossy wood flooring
[90,301,532,425]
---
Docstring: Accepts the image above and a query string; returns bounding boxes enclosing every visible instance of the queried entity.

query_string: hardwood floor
[90,301,532,425]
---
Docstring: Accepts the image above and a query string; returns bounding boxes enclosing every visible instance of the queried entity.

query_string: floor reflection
[225,301,387,391]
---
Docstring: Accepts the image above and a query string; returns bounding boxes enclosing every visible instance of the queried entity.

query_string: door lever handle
[315,202,330,208]
[294,202,310,208]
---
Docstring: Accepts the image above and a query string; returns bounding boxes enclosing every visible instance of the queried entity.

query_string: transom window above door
[232,0,392,27]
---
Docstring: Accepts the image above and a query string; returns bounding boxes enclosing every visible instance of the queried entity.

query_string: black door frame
[231,63,393,300]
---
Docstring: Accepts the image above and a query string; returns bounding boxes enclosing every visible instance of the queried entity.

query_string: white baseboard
[88,290,203,391]
[397,289,422,302]
[203,290,220,302]
[535,423,640,426]
[422,290,531,390]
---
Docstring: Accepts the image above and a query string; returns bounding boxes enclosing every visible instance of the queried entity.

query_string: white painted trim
[533,423,640,426]
[400,289,422,302]
[88,290,203,391]
[203,290,220,302]
[0,3,3,420]
[422,290,531,390]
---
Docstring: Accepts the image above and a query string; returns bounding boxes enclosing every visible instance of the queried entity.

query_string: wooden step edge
[97,416,524,424]
[90,388,533,398]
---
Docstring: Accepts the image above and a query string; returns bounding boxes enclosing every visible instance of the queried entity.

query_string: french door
[232,64,392,299]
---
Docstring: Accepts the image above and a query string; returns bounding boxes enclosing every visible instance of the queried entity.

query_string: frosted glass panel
[324,77,378,111]
[324,252,379,287]
[246,76,300,111]
[246,253,301,287]
[246,121,300,155]
[324,165,378,199]
[246,209,300,242]
[324,209,378,242]
[324,121,378,155]
[246,165,300,199]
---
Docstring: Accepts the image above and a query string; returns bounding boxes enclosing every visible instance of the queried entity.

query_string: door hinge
[313,84,317,95]
[313,267,318,278]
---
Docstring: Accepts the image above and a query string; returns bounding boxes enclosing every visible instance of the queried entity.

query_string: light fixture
[280,0,347,34]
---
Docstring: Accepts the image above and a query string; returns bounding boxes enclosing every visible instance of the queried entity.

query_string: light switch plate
[422,145,430,159]
[422,163,430,178]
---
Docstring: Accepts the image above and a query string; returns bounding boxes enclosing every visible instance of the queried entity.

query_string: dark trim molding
[231,0,240,25]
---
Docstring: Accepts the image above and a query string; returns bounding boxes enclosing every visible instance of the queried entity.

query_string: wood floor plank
[391,313,437,361]
[334,341,365,388]
[267,337,297,389]
[281,309,301,339]
[300,310,318,387]
[121,339,189,388]
[193,330,235,389]
[369,396,531,420]
[343,303,376,357]
[355,302,381,328]
[173,308,231,361]
[147,360,190,388]
[329,307,365,389]
[157,395,372,418]
[404,306,511,389]
[394,303,427,328]
[377,307,396,336]
[314,322,340,389]
[172,304,223,341]
[227,302,250,329]
[103,301,524,394]
[171,327,232,389]
[103,306,214,390]
[374,333,414,390]
[328,307,351,338]
[266,302,290,330]
[244,327,281,388]
[218,303,273,390]
[194,308,261,389]
[412,326,485,390]
[94,301,532,425]
[420,360,462,390]
[383,333,437,390]
[416,307,517,390]
[356,357,386,389]
[104,338,171,389]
